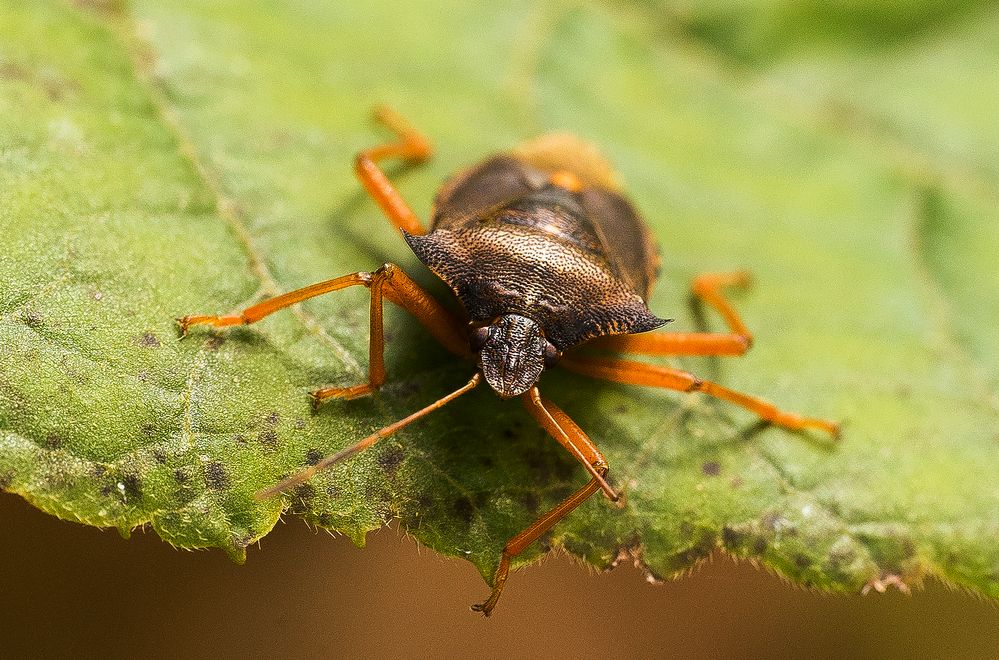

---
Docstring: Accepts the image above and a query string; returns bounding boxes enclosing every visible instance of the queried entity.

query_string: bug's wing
[582,188,660,301]
[430,156,541,231]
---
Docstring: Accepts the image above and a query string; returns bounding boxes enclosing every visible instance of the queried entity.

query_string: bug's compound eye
[470,325,491,353]
[543,342,560,367]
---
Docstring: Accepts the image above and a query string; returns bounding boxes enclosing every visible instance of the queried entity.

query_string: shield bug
[178,107,839,615]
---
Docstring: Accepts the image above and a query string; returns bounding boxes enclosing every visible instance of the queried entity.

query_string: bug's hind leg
[356,106,433,236]
[177,264,467,404]
[472,390,610,616]
[561,356,840,437]
[593,271,753,356]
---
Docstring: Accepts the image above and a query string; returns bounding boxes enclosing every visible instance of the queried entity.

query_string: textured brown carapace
[178,108,839,616]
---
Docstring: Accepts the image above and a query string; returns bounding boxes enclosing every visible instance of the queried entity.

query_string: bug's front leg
[472,390,611,616]
[178,263,468,406]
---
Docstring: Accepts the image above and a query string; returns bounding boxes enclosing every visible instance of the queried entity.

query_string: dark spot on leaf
[257,429,278,448]
[174,468,190,484]
[613,405,627,414]
[452,497,474,525]
[142,423,157,438]
[100,484,113,497]
[235,434,248,445]
[753,538,768,555]
[21,310,43,328]
[265,411,280,426]
[305,449,323,466]
[325,483,341,499]
[794,553,811,569]
[0,471,14,490]
[502,427,516,439]
[152,448,168,464]
[413,494,434,515]
[92,465,107,478]
[135,332,161,348]
[674,535,715,565]
[121,473,142,500]
[479,454,495,469]
[316,513,334,527]
[730,476,744,489]
[289,483,316,514]
[701,461,721,476]
[294,418,307,430]
[721,525,744,548]
[204,462,229,491]
[137,370,149,383]
[377,446,405,475]
[473,491,492,508]
[43,434,63,449]
[537,531,554,554]
[519,491,540,514]
[204,335,226,351]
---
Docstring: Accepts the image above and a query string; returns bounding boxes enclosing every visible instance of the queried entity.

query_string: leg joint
[353,150,373,171]
[372,262,399,281]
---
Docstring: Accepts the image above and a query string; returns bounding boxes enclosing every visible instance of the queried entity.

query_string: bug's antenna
[255,373,482,500]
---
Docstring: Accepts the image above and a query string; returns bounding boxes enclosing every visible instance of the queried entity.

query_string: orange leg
[472,390,611,616]
[177,263,467,403]
[561,355,840,437]
[594,271,753,356]
[355,106,432,236]
[256,373,481,500]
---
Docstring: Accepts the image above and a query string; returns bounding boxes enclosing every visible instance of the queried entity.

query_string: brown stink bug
[178,108,839,615]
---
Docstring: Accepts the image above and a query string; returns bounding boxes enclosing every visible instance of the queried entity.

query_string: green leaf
[2,0,997,599]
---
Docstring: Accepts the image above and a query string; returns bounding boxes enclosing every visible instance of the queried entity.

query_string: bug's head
[471,314,559,399]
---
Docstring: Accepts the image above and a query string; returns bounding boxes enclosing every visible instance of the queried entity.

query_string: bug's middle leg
[561,355,840,437]
[472,391,610,616]
[177,263,467,403]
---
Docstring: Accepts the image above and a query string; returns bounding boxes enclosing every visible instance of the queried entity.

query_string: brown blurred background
[3,492,997,659]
